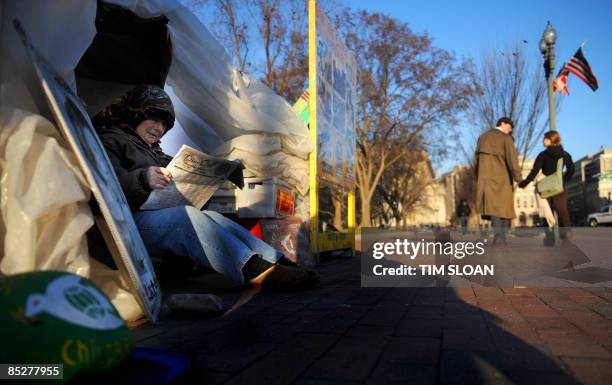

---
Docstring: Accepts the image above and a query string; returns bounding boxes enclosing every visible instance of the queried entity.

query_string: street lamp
[539,21,557,131]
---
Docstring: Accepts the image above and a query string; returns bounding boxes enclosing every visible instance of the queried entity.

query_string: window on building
[585,159,601,182]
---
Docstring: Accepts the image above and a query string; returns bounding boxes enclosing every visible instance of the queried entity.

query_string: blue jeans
[133,206,281,283]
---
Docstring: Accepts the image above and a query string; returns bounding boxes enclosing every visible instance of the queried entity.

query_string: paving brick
[591,290,612,304]
[478,298,512,309]
[396,317,443,338]
[591,305,612,319]
[265,301,309,315]
[134,336,184,350]
[304,330,389,382]
[413,289,446,306]
[562,357,612,385]
[192,342,276,372]
[377,288,418,306]
[473,287,505,298]
[366,362,437,385]
[507,297,545,307]
[439,350,506,385]
[546,335,612,359]
[571,295,611,308]
[503,371,580,385]
[292,378,360,385]
[404,305,444,319]
[557,309,610,325]
[359,306,406,327]
[444,302,481,315]
[253,312,329,343]
[483,309,526,324]
[171,328,244,355]
[524,316,582,334]
[444,314,487,330]
[443,329,496,352]
[500,288,535,297]
[381,336,440,364]
[446,288,477,303]
[178,368,234,385]
[545,299,588,311]
[497,342,566,372]
[558,288,598,297]
[489,323,542,347]
[223,334,339,385]
[303,305,369,334]
[514,305,559,318]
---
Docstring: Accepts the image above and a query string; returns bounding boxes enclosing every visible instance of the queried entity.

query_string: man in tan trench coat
[475,117,523,244]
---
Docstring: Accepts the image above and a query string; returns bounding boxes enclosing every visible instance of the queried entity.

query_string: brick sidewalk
[132,257,612,385]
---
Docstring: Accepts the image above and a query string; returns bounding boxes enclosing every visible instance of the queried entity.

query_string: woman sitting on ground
[93,84,318,289]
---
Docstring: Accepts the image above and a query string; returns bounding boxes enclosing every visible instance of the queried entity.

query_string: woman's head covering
[93,84,175,133]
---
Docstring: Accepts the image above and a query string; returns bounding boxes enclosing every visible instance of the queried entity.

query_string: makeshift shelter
[0,0,312,321]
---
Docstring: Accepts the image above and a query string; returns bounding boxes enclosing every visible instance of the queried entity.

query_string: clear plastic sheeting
[0,108,143,321]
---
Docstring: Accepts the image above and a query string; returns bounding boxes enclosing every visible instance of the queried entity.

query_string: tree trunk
[360,195,372,227]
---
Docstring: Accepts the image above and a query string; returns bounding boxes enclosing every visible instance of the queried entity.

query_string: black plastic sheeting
[75,1,172,87]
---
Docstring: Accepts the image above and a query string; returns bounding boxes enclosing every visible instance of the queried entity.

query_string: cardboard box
[237,177,295,218]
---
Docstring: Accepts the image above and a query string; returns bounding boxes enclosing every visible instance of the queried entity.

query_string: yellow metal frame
[308,0,356,254]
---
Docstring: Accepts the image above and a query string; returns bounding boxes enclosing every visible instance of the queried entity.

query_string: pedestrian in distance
[456,199,471,235]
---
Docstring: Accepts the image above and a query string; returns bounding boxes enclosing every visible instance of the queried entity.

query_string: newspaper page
[140,145,243,210]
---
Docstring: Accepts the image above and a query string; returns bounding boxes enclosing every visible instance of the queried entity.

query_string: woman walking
[518,131,574,239]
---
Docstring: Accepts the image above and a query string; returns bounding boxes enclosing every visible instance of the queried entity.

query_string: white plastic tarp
[0,108,142,320]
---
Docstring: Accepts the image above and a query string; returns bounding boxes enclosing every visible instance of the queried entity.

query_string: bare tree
[188,0,308,102]
[377,145,433,227]
[464,41,559,166]
[254,0,308,102]
[219,0,250,72]
[341,10,472,226]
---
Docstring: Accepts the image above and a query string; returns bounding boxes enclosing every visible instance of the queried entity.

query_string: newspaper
[140,145,243,210]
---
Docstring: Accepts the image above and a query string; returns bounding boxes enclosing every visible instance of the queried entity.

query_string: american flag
[553,67,570,95]
[563,47,599,91]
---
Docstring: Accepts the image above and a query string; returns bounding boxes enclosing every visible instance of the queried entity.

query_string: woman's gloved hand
[146,166,173,189]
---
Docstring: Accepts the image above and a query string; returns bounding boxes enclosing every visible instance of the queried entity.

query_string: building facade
[513,157,544,227]
[402,181,449,227]
[566,149,612,225]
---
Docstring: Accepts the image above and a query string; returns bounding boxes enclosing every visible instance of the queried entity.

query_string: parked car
[587,205,612,227]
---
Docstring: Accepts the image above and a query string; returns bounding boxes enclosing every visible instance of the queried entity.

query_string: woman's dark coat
[99,125,172,210]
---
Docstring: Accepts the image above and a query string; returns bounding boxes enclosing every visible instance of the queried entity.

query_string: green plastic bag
[536,157,564,198]
[0,271,131,381]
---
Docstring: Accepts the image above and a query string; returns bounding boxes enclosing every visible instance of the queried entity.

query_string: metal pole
[546,47,557,131]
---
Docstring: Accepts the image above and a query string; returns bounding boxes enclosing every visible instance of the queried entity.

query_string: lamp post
[539,21,557,131]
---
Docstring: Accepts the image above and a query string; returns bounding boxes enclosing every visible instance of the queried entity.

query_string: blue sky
[350,0,612,172]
